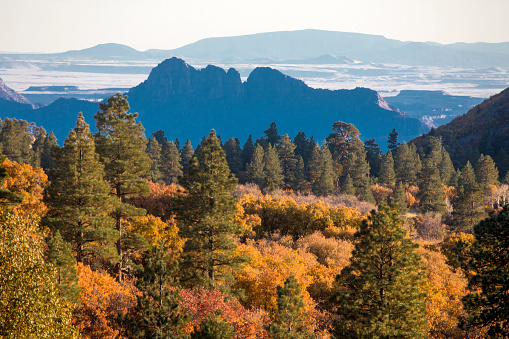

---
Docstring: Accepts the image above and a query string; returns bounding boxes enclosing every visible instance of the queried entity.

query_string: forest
[1,93,509,338]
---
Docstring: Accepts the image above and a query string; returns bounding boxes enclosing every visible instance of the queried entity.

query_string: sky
[1,0,509,53]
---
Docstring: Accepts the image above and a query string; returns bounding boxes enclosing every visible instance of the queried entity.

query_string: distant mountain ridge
[2,30,509,68]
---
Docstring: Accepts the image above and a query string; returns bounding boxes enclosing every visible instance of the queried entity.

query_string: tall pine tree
[94,94,150,281]
[332,201,427,338]
[173,130,246,290]
[43,112,116,265]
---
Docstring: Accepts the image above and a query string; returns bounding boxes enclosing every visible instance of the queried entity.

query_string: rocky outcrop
[0,78,33,106]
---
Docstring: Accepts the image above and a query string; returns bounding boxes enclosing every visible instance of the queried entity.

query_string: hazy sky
[2,0,509,53]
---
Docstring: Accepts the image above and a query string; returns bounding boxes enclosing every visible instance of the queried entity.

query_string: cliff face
[0,78,31,105]
[125,58,427,146]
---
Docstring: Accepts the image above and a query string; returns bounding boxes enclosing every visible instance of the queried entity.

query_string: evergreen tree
[152,129,168,146]
[223,137,243,174]
[181,139,194,174]
[246,144,265,188]
[307,143,323,185]
[263,144,284,189]
[394,142,421,186]
[145,137,163,183]
[379,150,396,185]
[44,113,116,265]
[293,156,307,191]
[277,134,298,188]
[364,138,382,179]
[46,231,81,306]
[418,159,446,214]
[40,131,58,174]
[191,310,234,339]
[326,121,364,165]
[387,128,400,152]
[393,181,408,214]
[312,145,335,196]
[494,148,509,180]
[452,161,486,233]
[350,152,371,194]
[266,273,314,339]
[30,126,47,168]
[331,201,427,338]
[173,130,246,289]
[340,174,355,196]
[264,121,281,146]
[462,205,509,337]
[241,134,255,170]
[475,154,499,188]
[94,94,150,282]
[160,141,183,184]
[124,245,190,339]
[358,181,376,204]
[438,147,455,185]
[293,131,313,166]
[0,118,34,164]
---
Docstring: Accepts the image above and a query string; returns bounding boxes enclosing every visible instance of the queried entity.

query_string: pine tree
[494,148,509,180]
[44,113,117,265]
[124,245,190,339]
[277,134,298,188]
[312,145,335,196]
[223,137,242,174]
[394,142,420,185]
[181,139,194,174]
[326,121,364,165]
[241,134,255,170]
[438,147,455,185]
[418,159,446,214]
[387,128,400,152]
[358,181,376,204]
[293,131,313,166]
[340,174,355,196]
[246,144,265,188]
[462,205,509,337]
[145,137,163,183]
[379,150,396,185]
[293,156,307,191]
[307,143,323,185]
[332,201,427,338]
[264,121,281,146]
[350,152,371,194]
[94,94,150,282]
[266,274,314,339]
[160,141,183,184]
[46,231,81,306]
[152,129,167,146]
[393,181,408,214]
[452,161,486,233]
[41,131,58,174]
[173,130,246,290]
[191,310,234,339]
[0,118,34,164]
[263,144,284,189]
[364,138,382,179]
[475,154,499,188]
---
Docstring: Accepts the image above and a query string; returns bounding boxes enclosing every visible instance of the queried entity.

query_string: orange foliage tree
[181,288,269,338]
[73,263,138,339]
[1,158,48,220]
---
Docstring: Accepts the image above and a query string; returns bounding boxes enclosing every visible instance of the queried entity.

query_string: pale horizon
[1,0,508,54]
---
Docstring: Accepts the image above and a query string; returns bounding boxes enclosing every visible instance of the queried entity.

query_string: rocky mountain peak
[0,78,33,106]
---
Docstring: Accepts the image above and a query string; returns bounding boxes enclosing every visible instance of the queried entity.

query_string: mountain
[2,30,509,69]
[0,77,34,114]
[125,57,427,145]
[411,87,509,171]
[3,98,99,143]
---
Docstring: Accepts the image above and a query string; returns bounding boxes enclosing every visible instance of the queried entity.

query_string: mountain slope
[0,77,34,114]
